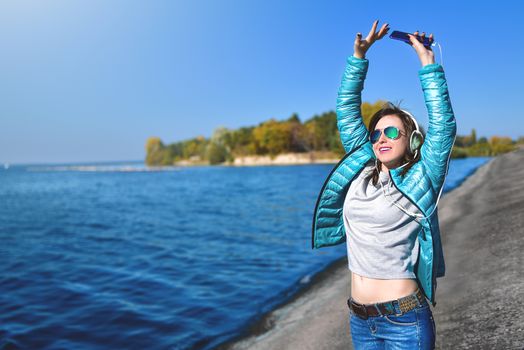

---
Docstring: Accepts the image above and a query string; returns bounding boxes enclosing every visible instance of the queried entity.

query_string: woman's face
[372,114,409,171]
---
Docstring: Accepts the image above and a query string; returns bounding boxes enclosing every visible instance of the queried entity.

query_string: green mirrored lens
[370,130,381,144]
[384,126,400,139]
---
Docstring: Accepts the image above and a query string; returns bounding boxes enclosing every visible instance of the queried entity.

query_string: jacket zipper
[311,142,368,249]
[388,171,437,305]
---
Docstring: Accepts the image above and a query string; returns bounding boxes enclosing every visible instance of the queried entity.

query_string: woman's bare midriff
[350,271,419,304]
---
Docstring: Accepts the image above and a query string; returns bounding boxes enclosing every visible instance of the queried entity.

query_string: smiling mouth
[379,147,392,152]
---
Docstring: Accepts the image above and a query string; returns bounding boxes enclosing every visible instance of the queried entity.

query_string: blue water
[0,157,491,350]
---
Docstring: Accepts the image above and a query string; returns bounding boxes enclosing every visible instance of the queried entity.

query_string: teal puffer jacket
[311,55,457,307]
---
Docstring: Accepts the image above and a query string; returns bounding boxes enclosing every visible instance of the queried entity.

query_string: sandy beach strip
[216,148,524,350]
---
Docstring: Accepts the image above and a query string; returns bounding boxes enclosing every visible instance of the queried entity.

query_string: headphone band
[399,108,423,156]
[400,108,420,133]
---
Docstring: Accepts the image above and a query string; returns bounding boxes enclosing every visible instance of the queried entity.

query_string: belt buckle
[397,294,418,314]
[392,300,404,316]
[350,300,368,320]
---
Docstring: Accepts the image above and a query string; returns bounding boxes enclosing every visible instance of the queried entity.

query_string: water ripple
[0,159,491,349]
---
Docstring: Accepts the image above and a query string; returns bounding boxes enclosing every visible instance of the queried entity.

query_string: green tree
[303,111,338,151]
[286,114,310,152]
[206,143,228,164]
[145,137,166,165]
[466,142,491,156]
[478,137,488,144]
[287,113,300,123]
[206,127,232,164]
[252,119,292,156]
[361,100,388,128]
[489,136,516,155]
[183,136,207,160]
[471,129,477,145]
[229,127,255,156]
[451,147,468,158]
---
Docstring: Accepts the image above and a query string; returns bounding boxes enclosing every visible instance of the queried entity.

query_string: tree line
[451,129,518,158]
[145,100,523,165]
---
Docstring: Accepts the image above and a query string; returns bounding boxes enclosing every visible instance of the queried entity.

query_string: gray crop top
[343,161,423,279]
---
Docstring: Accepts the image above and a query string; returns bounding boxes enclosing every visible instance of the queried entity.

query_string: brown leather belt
[347,288,426,320]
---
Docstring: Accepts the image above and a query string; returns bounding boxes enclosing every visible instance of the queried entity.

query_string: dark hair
[367,101,425,186]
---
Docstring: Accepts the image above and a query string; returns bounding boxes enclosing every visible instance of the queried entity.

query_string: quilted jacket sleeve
[336,55,370,154]
[418,63,457,191]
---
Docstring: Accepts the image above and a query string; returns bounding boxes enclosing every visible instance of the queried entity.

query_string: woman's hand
[353,20,390,59]
[406,31,435,67]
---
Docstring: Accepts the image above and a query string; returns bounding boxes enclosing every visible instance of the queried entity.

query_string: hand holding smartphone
[390,30,434,49]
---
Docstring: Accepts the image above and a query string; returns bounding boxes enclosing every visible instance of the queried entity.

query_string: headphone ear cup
[410,131,423,155]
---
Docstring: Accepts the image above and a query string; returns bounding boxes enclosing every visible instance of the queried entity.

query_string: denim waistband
[348,288,426,319]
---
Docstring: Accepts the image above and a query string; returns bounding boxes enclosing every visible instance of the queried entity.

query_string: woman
[311,20,456,349]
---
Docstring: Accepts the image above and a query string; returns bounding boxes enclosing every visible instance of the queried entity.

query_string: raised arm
[337,20,390,154]
[407,31,457,190]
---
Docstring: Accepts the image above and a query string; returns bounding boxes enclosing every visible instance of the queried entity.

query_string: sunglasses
[370,126,406,144]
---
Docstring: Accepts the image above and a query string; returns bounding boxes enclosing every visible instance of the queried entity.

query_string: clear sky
[1,0,523,164]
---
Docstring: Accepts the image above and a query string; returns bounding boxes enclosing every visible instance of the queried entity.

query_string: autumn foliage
[146,101,520,165]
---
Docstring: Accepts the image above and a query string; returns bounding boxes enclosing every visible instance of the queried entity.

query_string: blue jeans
[348,295,436,349]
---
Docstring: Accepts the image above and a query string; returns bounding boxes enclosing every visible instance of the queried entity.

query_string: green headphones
[401,109,424,158]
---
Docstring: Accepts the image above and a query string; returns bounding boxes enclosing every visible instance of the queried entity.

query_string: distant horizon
[5,136,520,167]
[4,159,145,167]
[4,119,521,166]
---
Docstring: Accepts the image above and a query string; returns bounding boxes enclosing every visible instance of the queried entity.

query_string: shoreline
[215,257,349,350]
[175,151,341,167]
[171,151,511,168]
[214,148,524,349]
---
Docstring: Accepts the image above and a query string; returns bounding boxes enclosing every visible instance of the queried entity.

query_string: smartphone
[390,30,433,48]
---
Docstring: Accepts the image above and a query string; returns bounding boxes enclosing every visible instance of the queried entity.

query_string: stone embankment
[218,148,524,349]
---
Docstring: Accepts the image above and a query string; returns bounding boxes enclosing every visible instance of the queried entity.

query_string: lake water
[0,157,491,350]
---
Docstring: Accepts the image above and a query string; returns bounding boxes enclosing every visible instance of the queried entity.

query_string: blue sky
[1,0,523,164]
